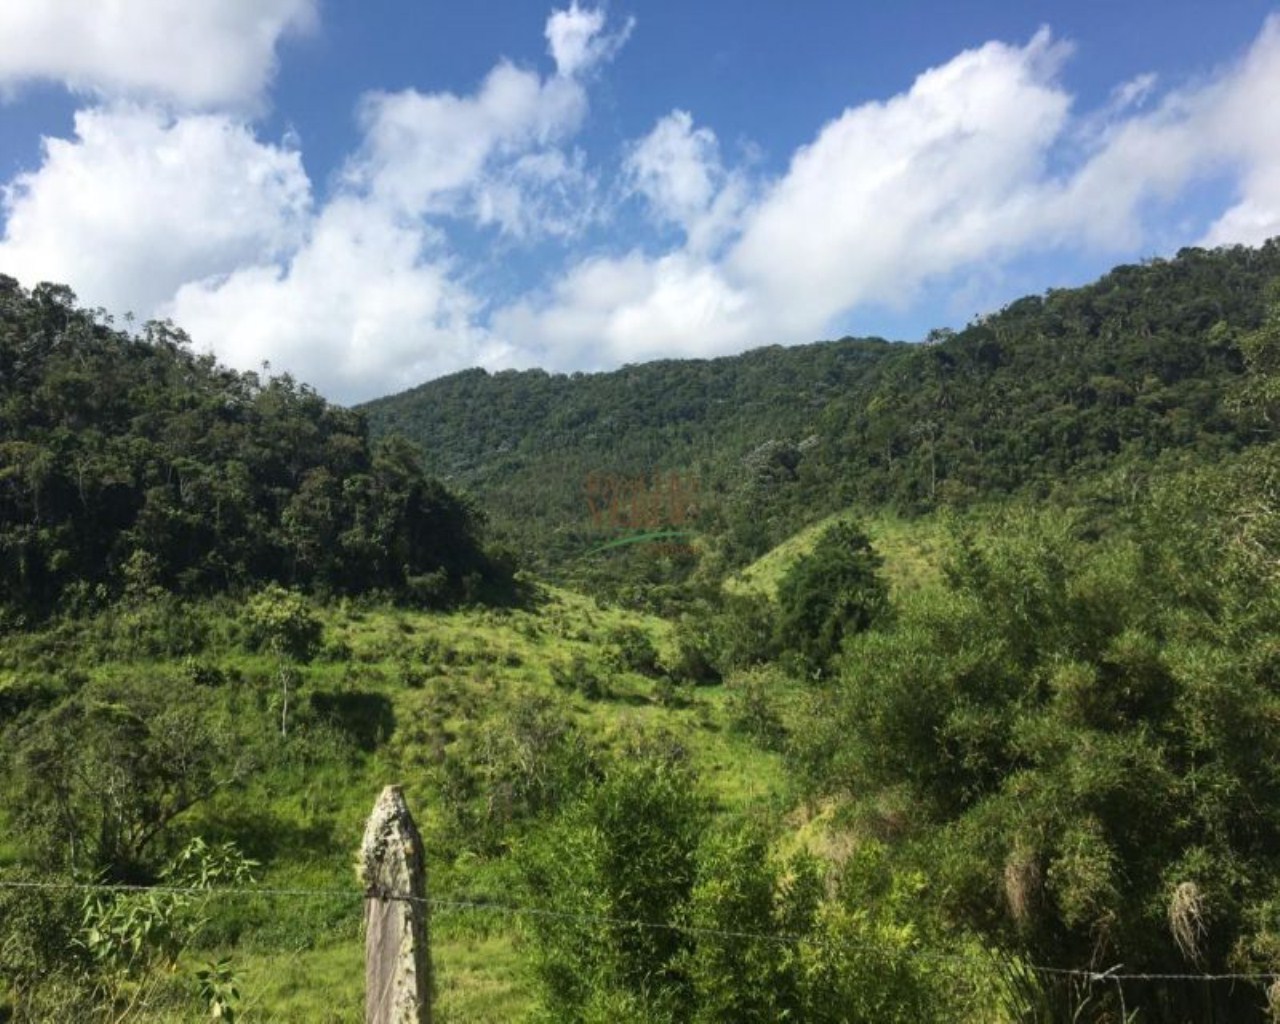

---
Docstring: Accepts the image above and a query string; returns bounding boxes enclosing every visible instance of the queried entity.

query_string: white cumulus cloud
[546,2,635,78]
[624,110,750,253]
[494,250,756,370]
[728,28,1074,334]
[157,4,634,401]
[0,105,310,316]
[349,61,591,230]
[167,198,511,400]
[0,0,316,109]
[1197,17,1280,246]
[5,6,1280,401]
[490,17,1280,376]
[474,148,601,239]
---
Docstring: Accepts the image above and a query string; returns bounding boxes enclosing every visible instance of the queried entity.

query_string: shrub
[774,519,889,678]
[518,734,706,1021]
[551,653,608,700]
[181,658,226,687]
[664,619,721,686]
[606,625,661,676]
[241,585,322,662]
[436,696,597,855]
[725,667,788,750]
[708,592,778,673]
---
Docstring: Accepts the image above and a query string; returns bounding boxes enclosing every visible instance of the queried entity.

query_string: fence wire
[2,877,1277,987]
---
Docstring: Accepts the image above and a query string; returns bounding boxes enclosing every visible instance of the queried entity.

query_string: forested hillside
[363,242,1280,571]
[7,244,1280,1023]
[0,277,512,617]
[362,336,901,569]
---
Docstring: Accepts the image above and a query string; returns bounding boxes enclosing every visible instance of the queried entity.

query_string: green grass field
[727,508,951,599]
[1,579,806,1019]
[2,516,956,1020]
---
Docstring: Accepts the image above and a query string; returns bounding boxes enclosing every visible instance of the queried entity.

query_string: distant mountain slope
[361,241,1280,571]
[361,337,902,565]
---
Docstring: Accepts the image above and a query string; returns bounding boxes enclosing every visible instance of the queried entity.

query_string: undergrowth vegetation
[12,446,1280,1021]
[8,254,1280,1021]
[0,582,797,1021]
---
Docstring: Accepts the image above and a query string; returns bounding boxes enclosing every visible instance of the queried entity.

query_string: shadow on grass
[200,805,344,865]
[309,690,395,751]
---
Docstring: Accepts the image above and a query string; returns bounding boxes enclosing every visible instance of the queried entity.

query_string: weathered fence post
[360,785,432,1024]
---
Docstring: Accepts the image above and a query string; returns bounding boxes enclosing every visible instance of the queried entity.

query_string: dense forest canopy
[0,276,509,616]
[363,241,1280,573]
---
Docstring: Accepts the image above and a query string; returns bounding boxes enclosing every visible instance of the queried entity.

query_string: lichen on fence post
[360,785,432,1024]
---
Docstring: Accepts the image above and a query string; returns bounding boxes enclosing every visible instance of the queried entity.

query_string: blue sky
[1,2,1278,402]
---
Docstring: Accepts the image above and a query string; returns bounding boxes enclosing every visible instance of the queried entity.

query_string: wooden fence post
[359,785,432,1024]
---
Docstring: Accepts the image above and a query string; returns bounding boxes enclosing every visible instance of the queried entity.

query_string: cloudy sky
[1,1,1278,403]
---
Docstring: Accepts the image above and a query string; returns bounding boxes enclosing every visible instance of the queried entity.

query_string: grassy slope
[259,590,790,1021]
[727,509,951,599]
[3,514,956,1021]
[4,585,790,1022]
[722,509,955,865]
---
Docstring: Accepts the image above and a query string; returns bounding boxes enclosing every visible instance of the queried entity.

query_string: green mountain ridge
[0,277,510,617]
[362,240,1280,575]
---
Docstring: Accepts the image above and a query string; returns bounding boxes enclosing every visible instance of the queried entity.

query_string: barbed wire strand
[1,878,1277,987]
